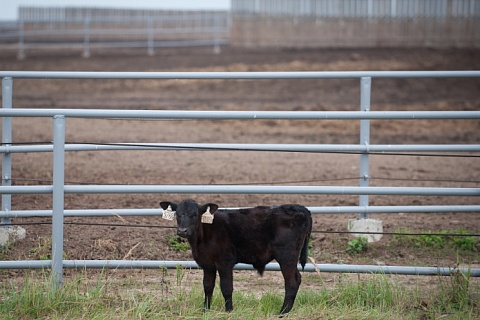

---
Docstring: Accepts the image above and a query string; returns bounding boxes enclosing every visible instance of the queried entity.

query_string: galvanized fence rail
[1,71,480,288]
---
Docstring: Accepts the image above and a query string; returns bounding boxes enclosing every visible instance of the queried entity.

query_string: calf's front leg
[203,268,216,310]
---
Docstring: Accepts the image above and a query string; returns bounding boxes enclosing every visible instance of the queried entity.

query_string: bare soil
[0,46,479,277]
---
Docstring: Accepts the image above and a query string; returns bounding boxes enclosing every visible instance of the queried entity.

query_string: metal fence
[230,0,480,47]
[0,7,230,58]
[232,0,480,17]
[1,2,479,55]
[1,71,480,288]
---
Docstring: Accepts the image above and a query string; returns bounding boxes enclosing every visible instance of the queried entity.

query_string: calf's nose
[177,227,188,237]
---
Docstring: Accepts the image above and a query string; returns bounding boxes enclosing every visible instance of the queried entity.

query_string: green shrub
[346,236,368,254]
[416,233,446,248]
[394,229,477,252]
[450,231,477,252]
[166,235,190,252]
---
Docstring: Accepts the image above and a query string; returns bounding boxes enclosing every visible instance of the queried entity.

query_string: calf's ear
[160,201,177,211]
[201,203,219,214]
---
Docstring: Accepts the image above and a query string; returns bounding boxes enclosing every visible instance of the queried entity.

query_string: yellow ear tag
[162,205,175,221]
[201,206,214,224]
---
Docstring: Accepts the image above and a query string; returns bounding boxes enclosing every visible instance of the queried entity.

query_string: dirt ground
[0,46,479,274]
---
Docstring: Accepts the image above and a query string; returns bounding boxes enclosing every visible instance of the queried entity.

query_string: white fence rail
[1,71,480,287]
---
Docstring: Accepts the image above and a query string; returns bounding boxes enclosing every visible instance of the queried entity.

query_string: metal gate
[1,70,479,288]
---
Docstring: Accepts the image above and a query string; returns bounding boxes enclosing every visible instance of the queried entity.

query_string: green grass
[166,234,190,252]
[393,228,478,252]
[346,235,369,254]
[1,269,479,319]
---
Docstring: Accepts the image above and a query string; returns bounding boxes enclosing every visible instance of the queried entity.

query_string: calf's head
[160,199,218,238]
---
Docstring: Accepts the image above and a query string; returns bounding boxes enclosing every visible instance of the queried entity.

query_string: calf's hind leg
[218,267,234,312]
[278,263,301,314]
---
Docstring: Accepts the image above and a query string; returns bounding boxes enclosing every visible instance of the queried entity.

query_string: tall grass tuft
[1,272,109,319]
[294,275,415,318]
[0,270,479,319]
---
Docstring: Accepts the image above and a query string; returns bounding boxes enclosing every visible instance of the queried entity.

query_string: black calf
[160,199,312,314]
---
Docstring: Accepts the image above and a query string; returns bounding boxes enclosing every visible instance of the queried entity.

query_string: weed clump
[166,235,190,252]
[394,228,478,252]
[346,236,369,254]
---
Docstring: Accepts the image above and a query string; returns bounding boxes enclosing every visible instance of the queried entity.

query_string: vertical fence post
[82,17,90,58]
[1,77,13,226]
[17,20,25,60]
[359,77,371,219]
[367,0,374,19]
[147,16,155,56]
[213,13,221,54]
[391,0,397,18]
[52,115,66,290]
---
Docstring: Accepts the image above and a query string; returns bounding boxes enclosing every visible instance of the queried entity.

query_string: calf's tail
[299,215,313,270]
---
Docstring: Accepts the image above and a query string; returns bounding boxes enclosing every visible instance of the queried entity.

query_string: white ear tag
[162,205,175,221]
[201,206,214,224]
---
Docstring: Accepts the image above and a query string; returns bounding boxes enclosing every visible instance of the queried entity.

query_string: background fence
[0,7,230,58]
[231,0,480,47]
[232,0,480,17]
[1,71,480,288]
[1,1,479,58]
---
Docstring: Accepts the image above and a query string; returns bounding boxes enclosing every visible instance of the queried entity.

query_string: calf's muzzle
[177,227,189,238]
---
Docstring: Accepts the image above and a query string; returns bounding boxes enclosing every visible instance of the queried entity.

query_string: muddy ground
[0,46,479,276]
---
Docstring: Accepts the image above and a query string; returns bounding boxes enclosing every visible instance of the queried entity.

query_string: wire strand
[11,175,480,186]
[5,221,480,237]
[76,142,480,158]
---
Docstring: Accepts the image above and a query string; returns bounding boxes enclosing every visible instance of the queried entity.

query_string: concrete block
[347,218,383,243]
[0,226,26,247]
